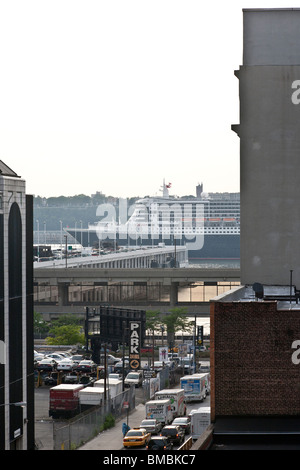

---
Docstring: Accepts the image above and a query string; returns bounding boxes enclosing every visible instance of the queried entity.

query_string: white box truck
[190,407,210,439]
[180,373,209,403]
[145,399,173,425]
[154,389,186,418]
[79,387,104,408]
[94,378,123,398]
[192,372,210,395]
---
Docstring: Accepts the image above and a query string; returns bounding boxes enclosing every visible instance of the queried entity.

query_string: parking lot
[34,382,146,450]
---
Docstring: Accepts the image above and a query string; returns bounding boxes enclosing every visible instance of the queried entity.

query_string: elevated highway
[34,266,240,284]
[34,266,240,319]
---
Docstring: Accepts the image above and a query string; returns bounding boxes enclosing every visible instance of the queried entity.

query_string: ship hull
[188,234,240,260]
[66,229,240,261]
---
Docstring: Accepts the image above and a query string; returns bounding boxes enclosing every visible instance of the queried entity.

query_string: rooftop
[213,284,300,310]
[0,160,20,178]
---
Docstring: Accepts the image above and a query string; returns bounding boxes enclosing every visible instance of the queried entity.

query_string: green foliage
[51,314,81,327]
[100,414,115,432]
[146,307,193,340]
[146,310,161,332]
[33,311,49,335]
[161,307,193,335]
[45,324,85,346]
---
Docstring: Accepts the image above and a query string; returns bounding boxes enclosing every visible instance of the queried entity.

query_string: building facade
[0,161,34,450]
[232,8,300,287]
[208,9,300,447]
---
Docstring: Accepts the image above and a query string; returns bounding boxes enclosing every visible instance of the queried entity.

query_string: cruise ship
[66,181,240,262]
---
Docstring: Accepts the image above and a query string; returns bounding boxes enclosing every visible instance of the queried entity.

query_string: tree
[160,307,193,346]
[146,307,193,348]
[45,324,85,346]
[33,311,49,336]
[146,309,161,333]
[146,310,161,366]
[51,314,81,327]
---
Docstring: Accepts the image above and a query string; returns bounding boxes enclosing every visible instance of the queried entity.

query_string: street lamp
[36,219,40,262]
[60,220,63,260]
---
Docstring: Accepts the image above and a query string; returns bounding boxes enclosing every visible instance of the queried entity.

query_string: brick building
[211,286,300,418]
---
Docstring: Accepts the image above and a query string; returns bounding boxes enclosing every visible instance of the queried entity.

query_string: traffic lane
[130,392,210,451]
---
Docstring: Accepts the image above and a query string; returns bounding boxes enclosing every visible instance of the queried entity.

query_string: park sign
[129,321,141,370]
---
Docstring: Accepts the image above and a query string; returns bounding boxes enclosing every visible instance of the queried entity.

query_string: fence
[53,387,135,450]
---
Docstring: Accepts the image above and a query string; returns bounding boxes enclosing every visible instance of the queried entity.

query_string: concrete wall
[234,9,300,286]
[243,8,300,66]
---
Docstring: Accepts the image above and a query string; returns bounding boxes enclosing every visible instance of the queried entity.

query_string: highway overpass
[34,266,240,319]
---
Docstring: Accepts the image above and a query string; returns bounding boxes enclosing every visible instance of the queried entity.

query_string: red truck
[49,384,84,419]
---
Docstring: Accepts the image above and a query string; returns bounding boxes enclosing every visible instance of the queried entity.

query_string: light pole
[43,221,46,245]
[80,220,83,256]
[60,220,63,259]
[64,235,68,268]
[36,219,40,262]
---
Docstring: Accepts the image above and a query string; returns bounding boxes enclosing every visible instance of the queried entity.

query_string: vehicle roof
[126,428,147,433]
[146,399,171,404]
[51,384,83,390]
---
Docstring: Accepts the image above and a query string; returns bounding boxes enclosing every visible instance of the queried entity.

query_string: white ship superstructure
[76,181,240,260]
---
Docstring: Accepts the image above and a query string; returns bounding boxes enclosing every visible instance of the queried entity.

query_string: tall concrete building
[232,8,300,287]
[0,161,34,450]
[205,9,300,449]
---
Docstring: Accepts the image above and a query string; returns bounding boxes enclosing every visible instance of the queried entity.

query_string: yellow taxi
[123,428,151,448]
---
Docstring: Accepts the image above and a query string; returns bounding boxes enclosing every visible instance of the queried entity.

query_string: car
[57,359,75,372]
[124,371,143,388]
[171,417,191,434]
[44,372,62,386]
[34,351,45,362]
[36,358,58,371]
[123,428,151,448]
[160,425,185,445]
[199,362,210,373]
[64,372,79,384]
[76,360,97,373]
[71,355,84,364]
[79,375,96,387]
[100,354,119,365]
[114,360,130,374]
[146,436,173,450]
[55,351,72,358]
[140,419,162,434]
[114,359,129,368]
[108,373,122,380]
[46,353,65,361]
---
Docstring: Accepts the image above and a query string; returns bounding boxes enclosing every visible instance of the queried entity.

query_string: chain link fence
[53,387,135,450]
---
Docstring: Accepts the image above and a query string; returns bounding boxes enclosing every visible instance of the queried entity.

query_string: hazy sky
[0,1,293,198]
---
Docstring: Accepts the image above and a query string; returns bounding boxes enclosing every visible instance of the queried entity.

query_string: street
[34,383,210,450]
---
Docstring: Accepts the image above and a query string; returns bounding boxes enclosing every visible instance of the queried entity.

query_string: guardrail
[178,436,193,450]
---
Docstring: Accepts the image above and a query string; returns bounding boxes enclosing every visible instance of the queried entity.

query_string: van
[124,371,143,388]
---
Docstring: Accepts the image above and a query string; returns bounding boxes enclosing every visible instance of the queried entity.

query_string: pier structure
[34,245,188,269]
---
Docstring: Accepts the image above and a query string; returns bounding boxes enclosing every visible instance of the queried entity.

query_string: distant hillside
[33,193,139,231]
